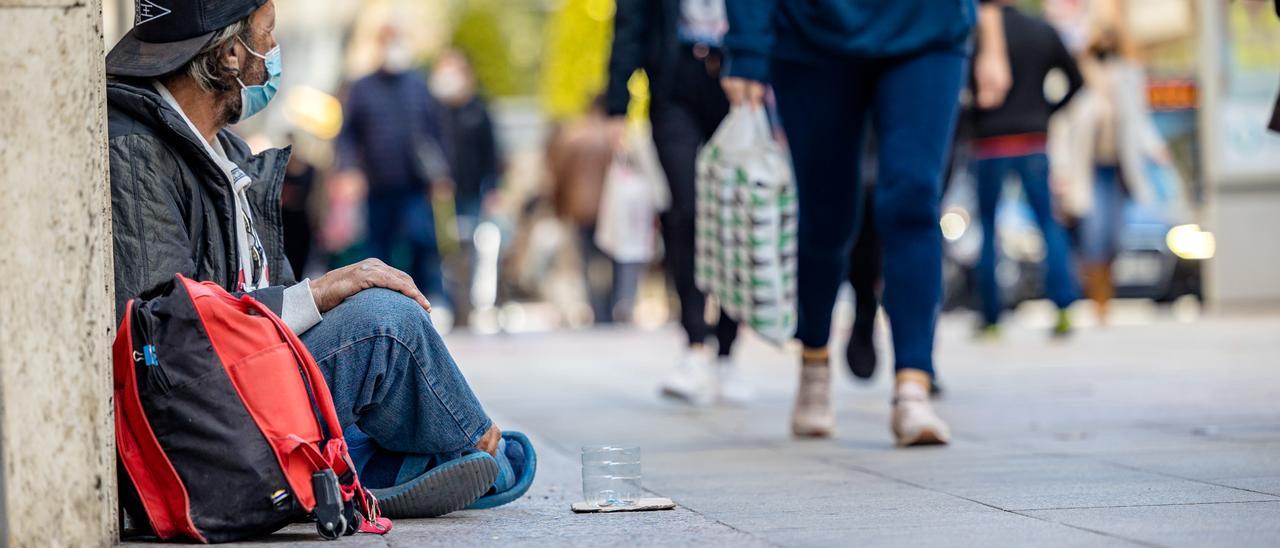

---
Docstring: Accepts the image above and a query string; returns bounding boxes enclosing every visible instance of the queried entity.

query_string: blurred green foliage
[449,0,549,97]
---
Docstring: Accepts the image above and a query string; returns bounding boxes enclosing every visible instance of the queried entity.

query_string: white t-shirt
[152,82,322,334]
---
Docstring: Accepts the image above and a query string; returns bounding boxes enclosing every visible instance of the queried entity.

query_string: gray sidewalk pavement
[213,308,1280,547]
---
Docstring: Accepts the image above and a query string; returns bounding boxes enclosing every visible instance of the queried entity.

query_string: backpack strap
[114,300,205,542]
[245,297,388,533]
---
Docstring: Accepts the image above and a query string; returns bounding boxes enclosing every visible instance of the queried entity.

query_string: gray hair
[179,17,252,93]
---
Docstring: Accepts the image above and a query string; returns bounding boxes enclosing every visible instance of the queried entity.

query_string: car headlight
[940,209,968,242]
[1166,224,1215,260]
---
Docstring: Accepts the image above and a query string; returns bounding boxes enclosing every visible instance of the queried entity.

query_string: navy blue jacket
[725,0,979,83]
[604,0,686,117]
[337,70,446,193]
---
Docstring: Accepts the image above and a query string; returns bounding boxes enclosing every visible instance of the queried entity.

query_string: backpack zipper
[133,301,173,394]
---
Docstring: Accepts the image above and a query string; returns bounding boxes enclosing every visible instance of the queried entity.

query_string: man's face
[221,0,277,124]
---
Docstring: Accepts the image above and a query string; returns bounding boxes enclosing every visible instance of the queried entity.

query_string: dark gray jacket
[107,79,295,323]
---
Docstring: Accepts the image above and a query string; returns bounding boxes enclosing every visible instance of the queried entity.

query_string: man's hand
[974,50,1012,109]
[605,116,627,151]
[432,177,457,197]
[309,259,432,314]
[721,77,766,109]
[975,2,1012,110]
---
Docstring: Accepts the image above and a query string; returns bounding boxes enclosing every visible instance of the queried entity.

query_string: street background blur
[100,0,1280,336]
[87,1,1280,545]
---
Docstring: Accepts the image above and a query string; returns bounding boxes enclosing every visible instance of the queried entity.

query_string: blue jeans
[774,49,967,377]
[365,189,446,303]
[974,153,1078,325]
[1080,166,1125,264]
[299,288,491,471]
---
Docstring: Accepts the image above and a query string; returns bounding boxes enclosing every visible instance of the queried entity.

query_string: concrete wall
[1208,185,1280,308]
[0,0,115,546]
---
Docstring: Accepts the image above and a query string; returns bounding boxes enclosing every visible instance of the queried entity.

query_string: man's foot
[660,347,715,406]
[369,450,498,518]
[792,350,835,438]
[892,370,950,447]
[468,431,538,510]
[716,357,755,406]
[1052,309,1072,338]
[845,331,878,380]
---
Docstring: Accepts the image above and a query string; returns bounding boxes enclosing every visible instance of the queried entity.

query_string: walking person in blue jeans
[336,25,450,308]
[971,1,1083,337]
[723,0,1009,445]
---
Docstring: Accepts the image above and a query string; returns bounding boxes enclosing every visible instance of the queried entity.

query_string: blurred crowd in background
[101,0,1280,336]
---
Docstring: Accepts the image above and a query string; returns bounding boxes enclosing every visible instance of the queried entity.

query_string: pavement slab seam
[527,434,781,547]
[1005,499,1280,512]
[638,485,786,548]
[1088,458,1280,500]
[795,447,1157,547]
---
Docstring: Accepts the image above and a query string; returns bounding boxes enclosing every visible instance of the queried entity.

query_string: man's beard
[218,56,266,126]
[219,92,243,127]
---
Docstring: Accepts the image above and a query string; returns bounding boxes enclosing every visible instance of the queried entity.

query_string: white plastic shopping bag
[695,106,797,345]
[594,147,658,264]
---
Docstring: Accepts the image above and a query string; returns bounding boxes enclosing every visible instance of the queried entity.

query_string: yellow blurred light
[283,86,344,140]
[940,211,968,241]
[584,0,615,22]
[1166,224,1216,260]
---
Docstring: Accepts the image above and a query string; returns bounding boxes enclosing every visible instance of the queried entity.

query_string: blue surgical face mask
[234,36,281,122]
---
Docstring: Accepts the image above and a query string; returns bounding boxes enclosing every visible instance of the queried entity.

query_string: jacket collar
[106,78,291,204]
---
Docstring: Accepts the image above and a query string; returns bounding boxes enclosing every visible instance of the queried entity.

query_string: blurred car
[940,160,1207,312]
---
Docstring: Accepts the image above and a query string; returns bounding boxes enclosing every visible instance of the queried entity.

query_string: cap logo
[135,0,172,25]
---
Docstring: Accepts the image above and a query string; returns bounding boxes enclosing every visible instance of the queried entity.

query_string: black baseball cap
[106,0,267,78]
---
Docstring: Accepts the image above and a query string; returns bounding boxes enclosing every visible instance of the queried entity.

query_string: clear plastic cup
[581,446,642,507]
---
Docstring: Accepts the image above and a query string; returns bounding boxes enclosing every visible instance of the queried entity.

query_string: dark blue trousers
[974,153,1078,326]
[364,189,446,304]
[773,49,967,377]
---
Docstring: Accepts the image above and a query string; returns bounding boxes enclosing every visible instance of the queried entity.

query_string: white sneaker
[892,381,951,447]
[791,363,835,438]
[715,357,755,406]
[659,348,715,406]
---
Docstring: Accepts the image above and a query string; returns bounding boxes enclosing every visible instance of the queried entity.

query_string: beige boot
[792,349,835,438]
[891,370,950,447]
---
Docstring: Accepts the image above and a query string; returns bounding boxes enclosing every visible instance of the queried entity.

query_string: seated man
[105,0,532,518]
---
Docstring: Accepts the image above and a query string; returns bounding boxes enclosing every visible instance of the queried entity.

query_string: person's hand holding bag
[721,77,766,109]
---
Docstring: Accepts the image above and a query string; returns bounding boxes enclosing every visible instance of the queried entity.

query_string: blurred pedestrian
[431,49,502,325]
[546,101,642,324]
[1272,0,1280,132]
[606,0,752,406]
[970,0,1083,337]
[336,25,451,307]
[845,138,882,381]
[722,0,1006,444]
[1055,22,1168,324]
[281,132,316,280]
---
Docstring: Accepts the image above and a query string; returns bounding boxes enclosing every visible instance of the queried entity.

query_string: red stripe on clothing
[973,133,1048,160]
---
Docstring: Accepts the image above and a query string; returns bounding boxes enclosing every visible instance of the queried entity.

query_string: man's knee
[340,288,434,335]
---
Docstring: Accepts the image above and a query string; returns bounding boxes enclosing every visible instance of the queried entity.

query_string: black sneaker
[845,332,878,380]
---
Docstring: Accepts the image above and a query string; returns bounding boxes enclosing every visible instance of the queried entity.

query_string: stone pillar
[0,0,115,546]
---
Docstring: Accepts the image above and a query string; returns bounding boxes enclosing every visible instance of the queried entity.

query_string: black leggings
[650,49,738,355]
[848,185,881,339]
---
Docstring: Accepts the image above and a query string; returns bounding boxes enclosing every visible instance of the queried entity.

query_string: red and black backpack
[113,274,390,542]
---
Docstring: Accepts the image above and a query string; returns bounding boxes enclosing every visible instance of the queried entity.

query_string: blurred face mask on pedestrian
[383,39,414,73]
[429,66,470,103]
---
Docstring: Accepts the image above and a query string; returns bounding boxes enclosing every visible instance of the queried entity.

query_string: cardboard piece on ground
[571,497,676,514]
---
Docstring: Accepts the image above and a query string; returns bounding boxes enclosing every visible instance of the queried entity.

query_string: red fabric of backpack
[113,274,391,542]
